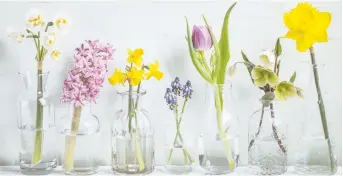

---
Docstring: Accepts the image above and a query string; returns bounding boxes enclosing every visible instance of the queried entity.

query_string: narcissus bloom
[127,67,145,86]
[274,81,297,100]
[251,66,279,87]
[283,2,331,52]
[27,15,45,28]
[55,17,68,29]
[145,61,163,80]
[127,48,144,67]
[41,32,57,49]
[108,68,127,86]
[50,50,61,60]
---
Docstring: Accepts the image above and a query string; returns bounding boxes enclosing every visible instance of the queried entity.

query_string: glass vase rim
[17,71,50,76]
[116,89,147,96]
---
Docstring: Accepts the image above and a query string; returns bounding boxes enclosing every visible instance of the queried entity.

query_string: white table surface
[0,166,342,175]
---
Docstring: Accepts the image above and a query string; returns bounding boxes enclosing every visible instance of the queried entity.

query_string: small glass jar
[248,100,287,175]
[17,71,57,175]
[111,90,154,174]
[60,102,101,175]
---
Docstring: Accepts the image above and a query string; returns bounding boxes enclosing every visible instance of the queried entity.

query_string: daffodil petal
[316,12,331,30]
[315,30,328,42]
[296,35,315,52]
[283,29,302,40]
[283,13,295,29]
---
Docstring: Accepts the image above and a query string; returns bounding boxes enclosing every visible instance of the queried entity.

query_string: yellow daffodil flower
[50,50,61,60]
[27,15,45,28]
[127,48,144,67]
[145,61,164,80]
[108,69,127,86]
[282,2,331,52]
[55,17,68,29]
[251,66,279,87]
[274,81,297,100]
[127,67,145,86]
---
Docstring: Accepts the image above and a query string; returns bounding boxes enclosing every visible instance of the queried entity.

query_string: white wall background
[0,0,341,166]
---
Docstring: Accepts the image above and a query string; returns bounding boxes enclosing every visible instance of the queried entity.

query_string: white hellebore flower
[259,49,275,69]
[41,32,57,50]
[50,49,61,60]
[8,31,25,43]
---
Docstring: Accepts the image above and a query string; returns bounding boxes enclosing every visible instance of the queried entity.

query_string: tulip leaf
[241,50,255,84]
[290,71,296,83]
[275,38,282,57]
[185,17,212,84]
[202,14,221,82]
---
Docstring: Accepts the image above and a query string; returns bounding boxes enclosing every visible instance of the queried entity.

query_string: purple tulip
[192,25,212,50]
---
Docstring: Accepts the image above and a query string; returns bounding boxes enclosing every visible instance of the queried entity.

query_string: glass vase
[248,100,287,175]
[199,82,239,175]
[60,102,101,175]
[164,112,195,174]
[294,63,337,175]
[111,89,154,174]
[17,71,57,175]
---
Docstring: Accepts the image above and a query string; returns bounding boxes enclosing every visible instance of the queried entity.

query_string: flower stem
[213,85,235,168]
[269,103,286,153]
[64,106,82,172]
[248,104,265,151]
[309,46,335,173]
[32,61,44,166]
[127,83,145,171]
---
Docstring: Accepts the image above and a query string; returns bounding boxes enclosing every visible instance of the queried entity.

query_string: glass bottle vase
[164,111,195,174]
[17,71,57,175]
[111,89,154,174]
[198,82,239,175]
[248,100,287,175]
[60,102,101,175]
[294,63,337,175]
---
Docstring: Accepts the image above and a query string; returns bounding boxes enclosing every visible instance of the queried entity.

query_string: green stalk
[128,83,145,171]
[309,47,335,173]
[31,61,44,166]
[214,85,235,168]
[64,106,82,172]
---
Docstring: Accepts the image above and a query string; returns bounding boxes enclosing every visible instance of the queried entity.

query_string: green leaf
[241,50,256,84]
[218,2,237,64]
[26,29,31,33]
[275,38,282,57]
[185,17,212,83]
[202,14,220,82]
[290,71,296,83]
[262,92,275,101]
[296,87,304,98]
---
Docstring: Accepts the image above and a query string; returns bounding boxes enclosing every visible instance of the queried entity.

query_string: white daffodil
[50,49,61,60]
[55,17,68,29]
[41,32,57,50]
[7,28,25,43]
[259,49,275,69]
[26,14,45,30]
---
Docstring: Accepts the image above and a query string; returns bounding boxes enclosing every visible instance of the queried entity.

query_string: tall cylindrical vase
[111,90,155,174]
[198,81,239,175]
[248,100,287,175]
[60,102,101,175]
[17,71,57,175]
[295,63,337,175]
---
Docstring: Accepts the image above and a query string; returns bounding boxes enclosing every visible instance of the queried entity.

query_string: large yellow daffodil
[145,61,164,80]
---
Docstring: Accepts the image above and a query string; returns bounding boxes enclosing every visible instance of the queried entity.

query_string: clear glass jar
[60,102,101,175]
[17,71,57,175]
[294,63,337,175]
[248,100,287,175]
[199,82,239,174]
[111,90,154,174]
[164,112,195,174]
